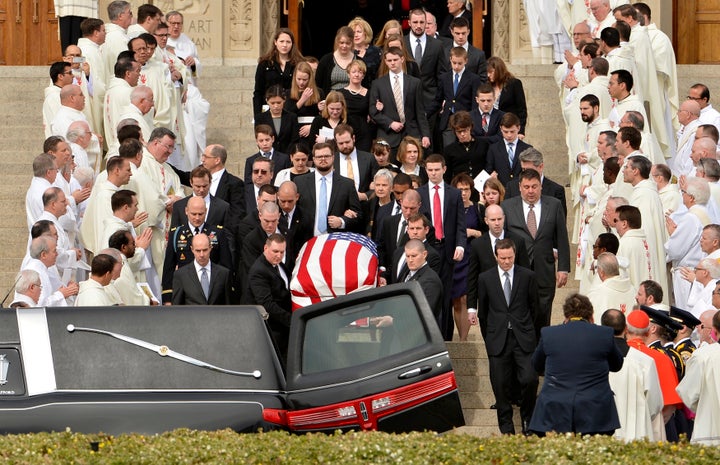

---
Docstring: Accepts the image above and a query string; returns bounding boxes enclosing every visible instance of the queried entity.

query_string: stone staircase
[2,63,719,435]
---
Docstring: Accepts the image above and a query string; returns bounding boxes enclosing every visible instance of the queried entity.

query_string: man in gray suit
[502,169,570,338]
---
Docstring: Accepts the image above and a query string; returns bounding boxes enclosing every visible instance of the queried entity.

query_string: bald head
[572,22,591,47]
[402,189,421,205]
[696,137,717,155]
[60,84,84,110]
[186,196,207,228]
[681,99,702,118]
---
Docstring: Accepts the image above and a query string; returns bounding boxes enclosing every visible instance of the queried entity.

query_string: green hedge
[0,429,717,464]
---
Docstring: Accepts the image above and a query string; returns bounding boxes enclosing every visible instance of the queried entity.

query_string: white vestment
[139,60,175,131]
[658,183,682,214]
[609,93,646,130]
[77,37,106,140]
[102,22,129,86]
[117,102,154,142]
[617,228,661,292]
[609,347,663,442]
[630,179,669,296]
[80,180,120,254]
[676,342,720,445]
[665,209,703,309]
[37,210,78,275]
[23,258,68,307]
[647,24,679,156]
[75,278,115,306]
[114,254,151,305]
[699,104,720,132]
[686,279,717,319]
[42,85,62,138]
[671,119,702,176]
[104,77,134,152]
[587,275,636,321]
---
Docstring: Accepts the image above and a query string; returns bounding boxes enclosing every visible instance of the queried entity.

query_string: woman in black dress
[487,56,528,134]
[341,59,373,151]
[253,28,304,119]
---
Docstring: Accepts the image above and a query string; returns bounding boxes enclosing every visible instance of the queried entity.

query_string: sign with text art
[290,233,379,310]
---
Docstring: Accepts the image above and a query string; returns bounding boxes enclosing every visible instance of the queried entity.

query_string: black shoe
[521,420,531,436]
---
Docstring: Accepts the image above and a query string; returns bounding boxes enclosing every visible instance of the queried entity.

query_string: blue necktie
[507,142,515,166]
[453,73,459,95]
[317,176,328,233]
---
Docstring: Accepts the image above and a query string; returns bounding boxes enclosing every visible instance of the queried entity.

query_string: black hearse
[0,283,464,434]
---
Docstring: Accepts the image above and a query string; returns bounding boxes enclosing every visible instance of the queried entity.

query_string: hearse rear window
[301,294,429,374]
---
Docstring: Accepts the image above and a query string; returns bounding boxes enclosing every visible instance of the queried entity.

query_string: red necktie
[433,185,444,240]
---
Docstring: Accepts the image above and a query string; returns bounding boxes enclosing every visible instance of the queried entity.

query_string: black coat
[255,110,300,154]
[485,139,533,186]
[505,175,568,217]
[171,262,231,305]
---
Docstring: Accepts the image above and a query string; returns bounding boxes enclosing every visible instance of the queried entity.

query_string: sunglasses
[253,169,269,175]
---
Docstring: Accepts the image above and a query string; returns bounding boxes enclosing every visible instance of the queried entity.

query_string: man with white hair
[682,176,712,226]
[117,85,154,143]
[22,236,78,306]
[665,203,704,310]
[684,257,720,318]
[587,252,636,321]
[672,99,703,176]
[10,270,43,308]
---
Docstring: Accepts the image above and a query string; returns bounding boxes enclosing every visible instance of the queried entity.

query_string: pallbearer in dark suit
[470,238,539,435]
[504,147,567,216]
[417,154,467,340]
[529,293,623,436]
[202,144,246,233]
[502,169,571,339]
[295,142,362,235]
[403,239,444,319]
[389,213,442,284]
[244,233,292,358]
[276,180,313,272]
[485,113,532,186]
[171,233,231,305]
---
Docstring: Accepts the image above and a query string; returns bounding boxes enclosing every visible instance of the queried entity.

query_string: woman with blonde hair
[348,16,382,84]
[374,19,402,48]
[253,28,304,119]
[340,59,373,151]
[309,90,347,143]
[286,61,325,144]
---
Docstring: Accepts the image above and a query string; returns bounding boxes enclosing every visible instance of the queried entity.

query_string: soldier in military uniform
[671,306,702,361]
[161,197,232,304]
[642,305,689,441]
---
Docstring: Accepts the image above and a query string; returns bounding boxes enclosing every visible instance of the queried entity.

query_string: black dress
[356,45,382,86]
[340,88,373,152]
[443,138,490,183]
[253,60,295,118]
[284,89,325,147]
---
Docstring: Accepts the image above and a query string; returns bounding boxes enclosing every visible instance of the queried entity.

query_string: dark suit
[505,176,568,217]
[406,263,443,319]
[333,149,379,196]
[403,33,448,106]
[170,195,230,230]
[439,8,473,43]
[470,108,505,144]
[243,151,291,185]
[161,223,233,304]
[213,169,246,231]
[418,182,467,340]
[171,261,231,305]
[281,205,313,272]
[497,78,528,134]
[244,183,259,218]
[529,321,623,435]
[477,265,539,434]
[255,110,300,154]
[443,43,487,82]
[485,139,533,186]
[427,69,482,131]
[295,171,362,233]
[367,198,394,240]
[391,242,441,284]
[502,195,571,337]
[369,72,430,148]
[244,255,292,356]
[376,213,406,276]
[443,137,489,183]
[239,226,275,281]
[467,231,530,311]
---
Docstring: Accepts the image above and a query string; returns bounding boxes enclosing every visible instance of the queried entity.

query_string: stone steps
[1,63,719,436]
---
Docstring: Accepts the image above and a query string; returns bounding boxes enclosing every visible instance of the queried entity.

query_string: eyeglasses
[313,154,333,159]
[686,95,706,101]
[155,33,170,38]
[159,142,175,152]
[168,21,183,26]
[695,267,707,272]
[253,169,269,175]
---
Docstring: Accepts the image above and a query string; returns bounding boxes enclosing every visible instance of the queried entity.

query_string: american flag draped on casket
[290,232,379,310]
